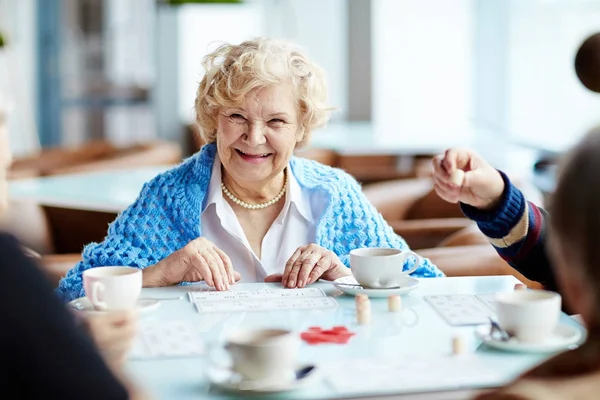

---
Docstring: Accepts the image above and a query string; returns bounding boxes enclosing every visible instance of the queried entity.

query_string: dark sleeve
[460,172,558,292]
[0,233,129,399]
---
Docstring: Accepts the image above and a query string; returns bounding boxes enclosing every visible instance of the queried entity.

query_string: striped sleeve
[460,171,556,290]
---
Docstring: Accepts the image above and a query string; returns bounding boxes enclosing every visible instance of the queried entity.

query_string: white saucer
[332,276,420,297]
[475,323,584,353]
[207,364,321,394]
[68,297,160,315]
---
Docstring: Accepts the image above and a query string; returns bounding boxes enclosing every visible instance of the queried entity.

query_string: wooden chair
[363,177,472,250]
[8,140,182,179]
[0,200,85,287]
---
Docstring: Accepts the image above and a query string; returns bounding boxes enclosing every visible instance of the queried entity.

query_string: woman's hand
[83,310,138,368]
[143,237,241,291]
[265,244,351,288]
[432,148,505,211]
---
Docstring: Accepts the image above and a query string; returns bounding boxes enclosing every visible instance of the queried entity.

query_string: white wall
[505,0,600,151]
[177,2,263,124]
[260,0,349,121]
[176,0,348,125]
[371,0,475,145]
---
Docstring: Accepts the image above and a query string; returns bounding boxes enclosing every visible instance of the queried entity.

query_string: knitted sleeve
[55,173,188,302]
[322,172,444,278]
[460,171,556,290]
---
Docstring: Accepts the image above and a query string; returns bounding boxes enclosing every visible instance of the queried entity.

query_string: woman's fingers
[214,246,235,285]
[264,273,283,283]
[88,311,138,348]
[433,177,460,203]
[290,248,321,288]
[208,248,228,290]
[432,155,450,178]
[306,255,331,284]
[283,247,302,286]
[193,253,214,288]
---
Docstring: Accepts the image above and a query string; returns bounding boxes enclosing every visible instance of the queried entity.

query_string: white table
[126,276,584,400]
[8,165,170,213]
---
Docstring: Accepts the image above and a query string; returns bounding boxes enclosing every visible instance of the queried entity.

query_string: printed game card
[129,321,205,359]
[194,296,338,313]
[424,294,497,326]
[187,287,326,302]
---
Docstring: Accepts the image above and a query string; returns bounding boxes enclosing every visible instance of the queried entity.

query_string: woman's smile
[235,148,273,164]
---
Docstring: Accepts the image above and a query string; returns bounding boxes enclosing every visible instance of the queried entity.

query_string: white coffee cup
[495,289,562,343]
[83,266,142,311]
[221,328,300,382]
[350,247,422,288]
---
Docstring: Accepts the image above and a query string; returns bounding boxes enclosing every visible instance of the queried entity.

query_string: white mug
[219,328,300,382]
[83,266,142,311]
[350,247,422,288]
[495,289,562,343]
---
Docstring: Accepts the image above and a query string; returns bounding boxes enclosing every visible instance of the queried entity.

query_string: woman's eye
[230,114,245,121]
[269,118,285,125]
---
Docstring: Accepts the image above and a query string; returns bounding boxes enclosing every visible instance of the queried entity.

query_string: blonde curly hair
[194,37,333,148]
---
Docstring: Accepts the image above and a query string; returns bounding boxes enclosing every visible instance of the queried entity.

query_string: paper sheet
[424,294,497,326]
[194,296,338,313]
[325,355,506,393]
[187,287,326,302]
[129,321,205,359]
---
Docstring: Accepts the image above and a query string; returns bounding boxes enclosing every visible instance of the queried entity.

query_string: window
[371,0,475,145]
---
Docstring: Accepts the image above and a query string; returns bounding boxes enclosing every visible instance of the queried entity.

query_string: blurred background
[2,0,599,284]
[2,0,600,173]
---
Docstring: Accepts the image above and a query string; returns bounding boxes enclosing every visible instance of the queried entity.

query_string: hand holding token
[431,148,506,211]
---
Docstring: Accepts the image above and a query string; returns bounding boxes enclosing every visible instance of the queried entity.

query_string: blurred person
[432,147,555,293]
[575,32,600,93]
[57,37,443,302]
[469,128,600,399]
[431,31,600,297]
[0,116,146,398]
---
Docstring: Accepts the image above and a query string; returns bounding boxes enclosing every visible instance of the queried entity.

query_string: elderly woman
[57,37,443,302]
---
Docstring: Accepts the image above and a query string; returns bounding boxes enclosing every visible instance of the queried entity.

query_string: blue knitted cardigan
[56,143,444,302]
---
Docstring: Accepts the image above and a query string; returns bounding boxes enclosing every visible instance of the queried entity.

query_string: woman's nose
[244,123,267,146]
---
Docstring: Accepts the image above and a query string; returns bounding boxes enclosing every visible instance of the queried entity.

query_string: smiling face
[216,83,301,189]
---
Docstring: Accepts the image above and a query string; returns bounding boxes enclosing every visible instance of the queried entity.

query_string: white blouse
[200,155,316,282]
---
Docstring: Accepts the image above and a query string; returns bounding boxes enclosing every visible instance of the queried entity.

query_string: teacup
[83,266,142,311]
[350,247,422,288]
[495,289,562,343]
[222,328,300,382]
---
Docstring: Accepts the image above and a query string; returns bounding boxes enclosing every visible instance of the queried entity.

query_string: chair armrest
[417,244,543,289]
[436,224,490,247]
[39,254,80,288]
[390,218,473,250]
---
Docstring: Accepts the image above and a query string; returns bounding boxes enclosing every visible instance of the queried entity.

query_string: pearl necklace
[221,174,287,210]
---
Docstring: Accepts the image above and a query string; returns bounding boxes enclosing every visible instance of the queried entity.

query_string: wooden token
[357,309,371,325]
[449,169,465,186]
[452,335,467,355]
[388,295,402,312]
[356,294,371,325]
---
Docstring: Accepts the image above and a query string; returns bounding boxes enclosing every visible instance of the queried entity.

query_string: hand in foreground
[83,310,138,368]
[431,148,505,210]
[265,243,351,288]
[143,237,241,290]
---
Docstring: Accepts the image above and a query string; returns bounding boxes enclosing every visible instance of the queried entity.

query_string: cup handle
[402,251,423,275]
[207,343,233,371]
[90,281,107,310]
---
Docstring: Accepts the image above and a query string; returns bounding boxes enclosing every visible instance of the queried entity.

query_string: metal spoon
[238,365,316,391]
[335,282,404,290]
[488,317,512,342]
[140,296,185,301]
